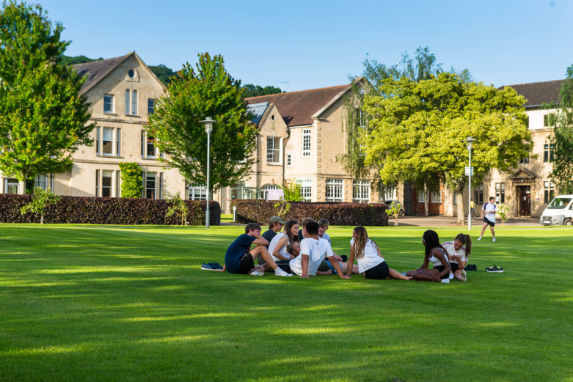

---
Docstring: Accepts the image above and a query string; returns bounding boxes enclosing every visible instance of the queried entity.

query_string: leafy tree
[148,64,176,85]
[0,1,93,192]
[363,73,532,224]
[118,162,143,197]
[242,84,282,98]
[165,192,189,225]
[146,53,258,194]
[549,65,573,193]
[61,55,102,65]
[20,187,60,224]
[282,182,302,202]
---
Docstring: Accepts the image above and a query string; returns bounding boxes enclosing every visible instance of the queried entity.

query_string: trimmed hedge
[233,200,388,226]
[0,194,220,225]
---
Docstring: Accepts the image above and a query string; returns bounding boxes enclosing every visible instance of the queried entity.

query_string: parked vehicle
[385,200,405,216]
[540,195,573,226]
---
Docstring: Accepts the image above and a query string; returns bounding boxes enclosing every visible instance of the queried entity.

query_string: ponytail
[455,233,472,257]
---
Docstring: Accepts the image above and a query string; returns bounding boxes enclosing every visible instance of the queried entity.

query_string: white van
[540,195,573,226]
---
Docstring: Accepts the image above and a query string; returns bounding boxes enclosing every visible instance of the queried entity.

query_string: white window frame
[495,182,505,204]
[417,189,426,203]
[132,90,138,115]
[260,184,280,200]
[187,183,207,200]
[353,180,370,203]
[302,128,311,157]
[266,136,282,164]
[125,89,130,115]
[95,169,118,197]
[148,98,155,115]
[141,131,160,159]
[4,178,19,194]
[431,190,441,204]
[103,94,114,114]
[544,181,555,204]
[326,179,343,202]
[296,178,312,202]
[143,172,162,199]
[95,127,121,157]
[35,174,53,191]
[382,186,396,201]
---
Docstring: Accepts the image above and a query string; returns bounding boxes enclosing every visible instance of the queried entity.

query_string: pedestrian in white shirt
[478,196,497,242]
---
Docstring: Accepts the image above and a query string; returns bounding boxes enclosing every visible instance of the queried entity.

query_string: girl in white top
[442,233,471,282]
[406,230,451,283]
[346,227,411,280]
[265,220,299,266]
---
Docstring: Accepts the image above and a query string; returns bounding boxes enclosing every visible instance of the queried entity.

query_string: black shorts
[237,252,255,274]
[364,261,390,280]
[450,263,459,272]
[434,265,450,279]
[276,260,293,274]
[483,218,495,227]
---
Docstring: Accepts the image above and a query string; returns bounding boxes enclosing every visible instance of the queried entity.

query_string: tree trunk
[455,188,465,225]
[424,183,429,216]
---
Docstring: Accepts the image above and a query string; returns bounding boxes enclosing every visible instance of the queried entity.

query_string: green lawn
[0,224,572,381]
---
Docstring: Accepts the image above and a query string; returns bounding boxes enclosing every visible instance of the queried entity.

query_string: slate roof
[73,53,132,94]
[245,83,352,127]
[505,79,564,108]
[247,102,270,125]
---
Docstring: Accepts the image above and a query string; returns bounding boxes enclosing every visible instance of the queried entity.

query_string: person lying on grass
[442,233,471,282]
[406,230,451,283]
[346,226,411,280]
[280,221,350,279]
[224,223,292,277]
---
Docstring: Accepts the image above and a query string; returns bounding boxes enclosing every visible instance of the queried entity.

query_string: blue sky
[37,0,573,92]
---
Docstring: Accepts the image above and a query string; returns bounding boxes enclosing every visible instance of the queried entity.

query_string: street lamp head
[465,136,476,150]
[200,117,216,134]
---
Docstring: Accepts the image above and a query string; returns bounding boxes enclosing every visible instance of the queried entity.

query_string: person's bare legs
[490,225,496,241]
[340,262,359,274]
[478,222,488,239]
[250,246,279,270]
[389,268,412,280]
[411,269,440,282]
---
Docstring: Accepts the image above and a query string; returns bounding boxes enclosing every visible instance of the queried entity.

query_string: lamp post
[465,137,476,231]
[200,117,216,228]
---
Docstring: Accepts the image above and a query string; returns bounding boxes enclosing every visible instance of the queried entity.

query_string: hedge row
[0,194,220,225]
[233,200,388,226]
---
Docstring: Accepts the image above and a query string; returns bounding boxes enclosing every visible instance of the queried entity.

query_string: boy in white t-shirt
[478,196,497,242]
[289,221,350,279]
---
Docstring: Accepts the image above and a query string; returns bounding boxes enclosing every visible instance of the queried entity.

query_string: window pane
[147,135,156,157]
[125,90,130,115]
[302,129,311,157]
[104,95,113,113]
[326,179,343,202]
[96,127,100,155]
[266,136,280,163]
[5,178,19,194]
[146,173,156,199]
[296,178,312,201]
[132,90,138,115]
[353,180,370,203]
[148,98,155,115]
[102,128,113,154]
[116,129,121,156]
[102,170,113,197]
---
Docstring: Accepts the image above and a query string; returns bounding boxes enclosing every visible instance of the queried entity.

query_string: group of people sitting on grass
[224,216,471,283]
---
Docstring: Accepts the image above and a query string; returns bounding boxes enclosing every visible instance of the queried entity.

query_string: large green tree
[0,1,93,192]
[549,65,573,193]
[363,73,532,224]
[146,53,257,194]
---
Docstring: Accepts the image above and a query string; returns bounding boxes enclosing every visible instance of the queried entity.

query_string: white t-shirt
[289,237,333,276]
[349,238,384,273]
[483,202,497,223]
[442,241,467,264]
[268,232,289,261]
[429,248,449,268]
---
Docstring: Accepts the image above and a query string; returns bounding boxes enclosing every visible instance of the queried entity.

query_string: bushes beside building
[233,200,388,226]
[0,195,220,225]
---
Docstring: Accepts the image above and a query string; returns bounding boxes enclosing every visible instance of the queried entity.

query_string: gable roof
[247,102,270,125]
[245,83,353,127]
[73,51,165,94]
[505,79,564,109]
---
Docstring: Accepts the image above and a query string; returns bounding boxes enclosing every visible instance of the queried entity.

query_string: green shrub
[119,162,143,198]
[20,188,61,224]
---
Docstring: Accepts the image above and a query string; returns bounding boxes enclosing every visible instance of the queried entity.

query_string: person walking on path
[478,196,497,242]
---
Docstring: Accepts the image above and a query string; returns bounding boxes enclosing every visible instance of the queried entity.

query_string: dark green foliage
[20,187,60,224]
[147,53,258,193]
[0,2,94,187]
[233,200,388,226]
[61,55,103,65]
[119,162,143,198]
[148,64,176,85]
[242,84,282,98]
[0,194,220,225]
[550,65,573,193]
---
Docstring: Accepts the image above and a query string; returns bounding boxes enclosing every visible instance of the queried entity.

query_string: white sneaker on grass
[460,270,467,282]
[441,278,450,284]
[250,270,264,276]
[477,236,482,241]
[492,237,496,242]
[274,268,293,277]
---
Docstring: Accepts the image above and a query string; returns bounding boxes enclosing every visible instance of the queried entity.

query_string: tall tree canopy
[362,73,532,224]
[146,53,257,193]
[0,1,93,192]
[242,84,282,98]
[550,65,573,193]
